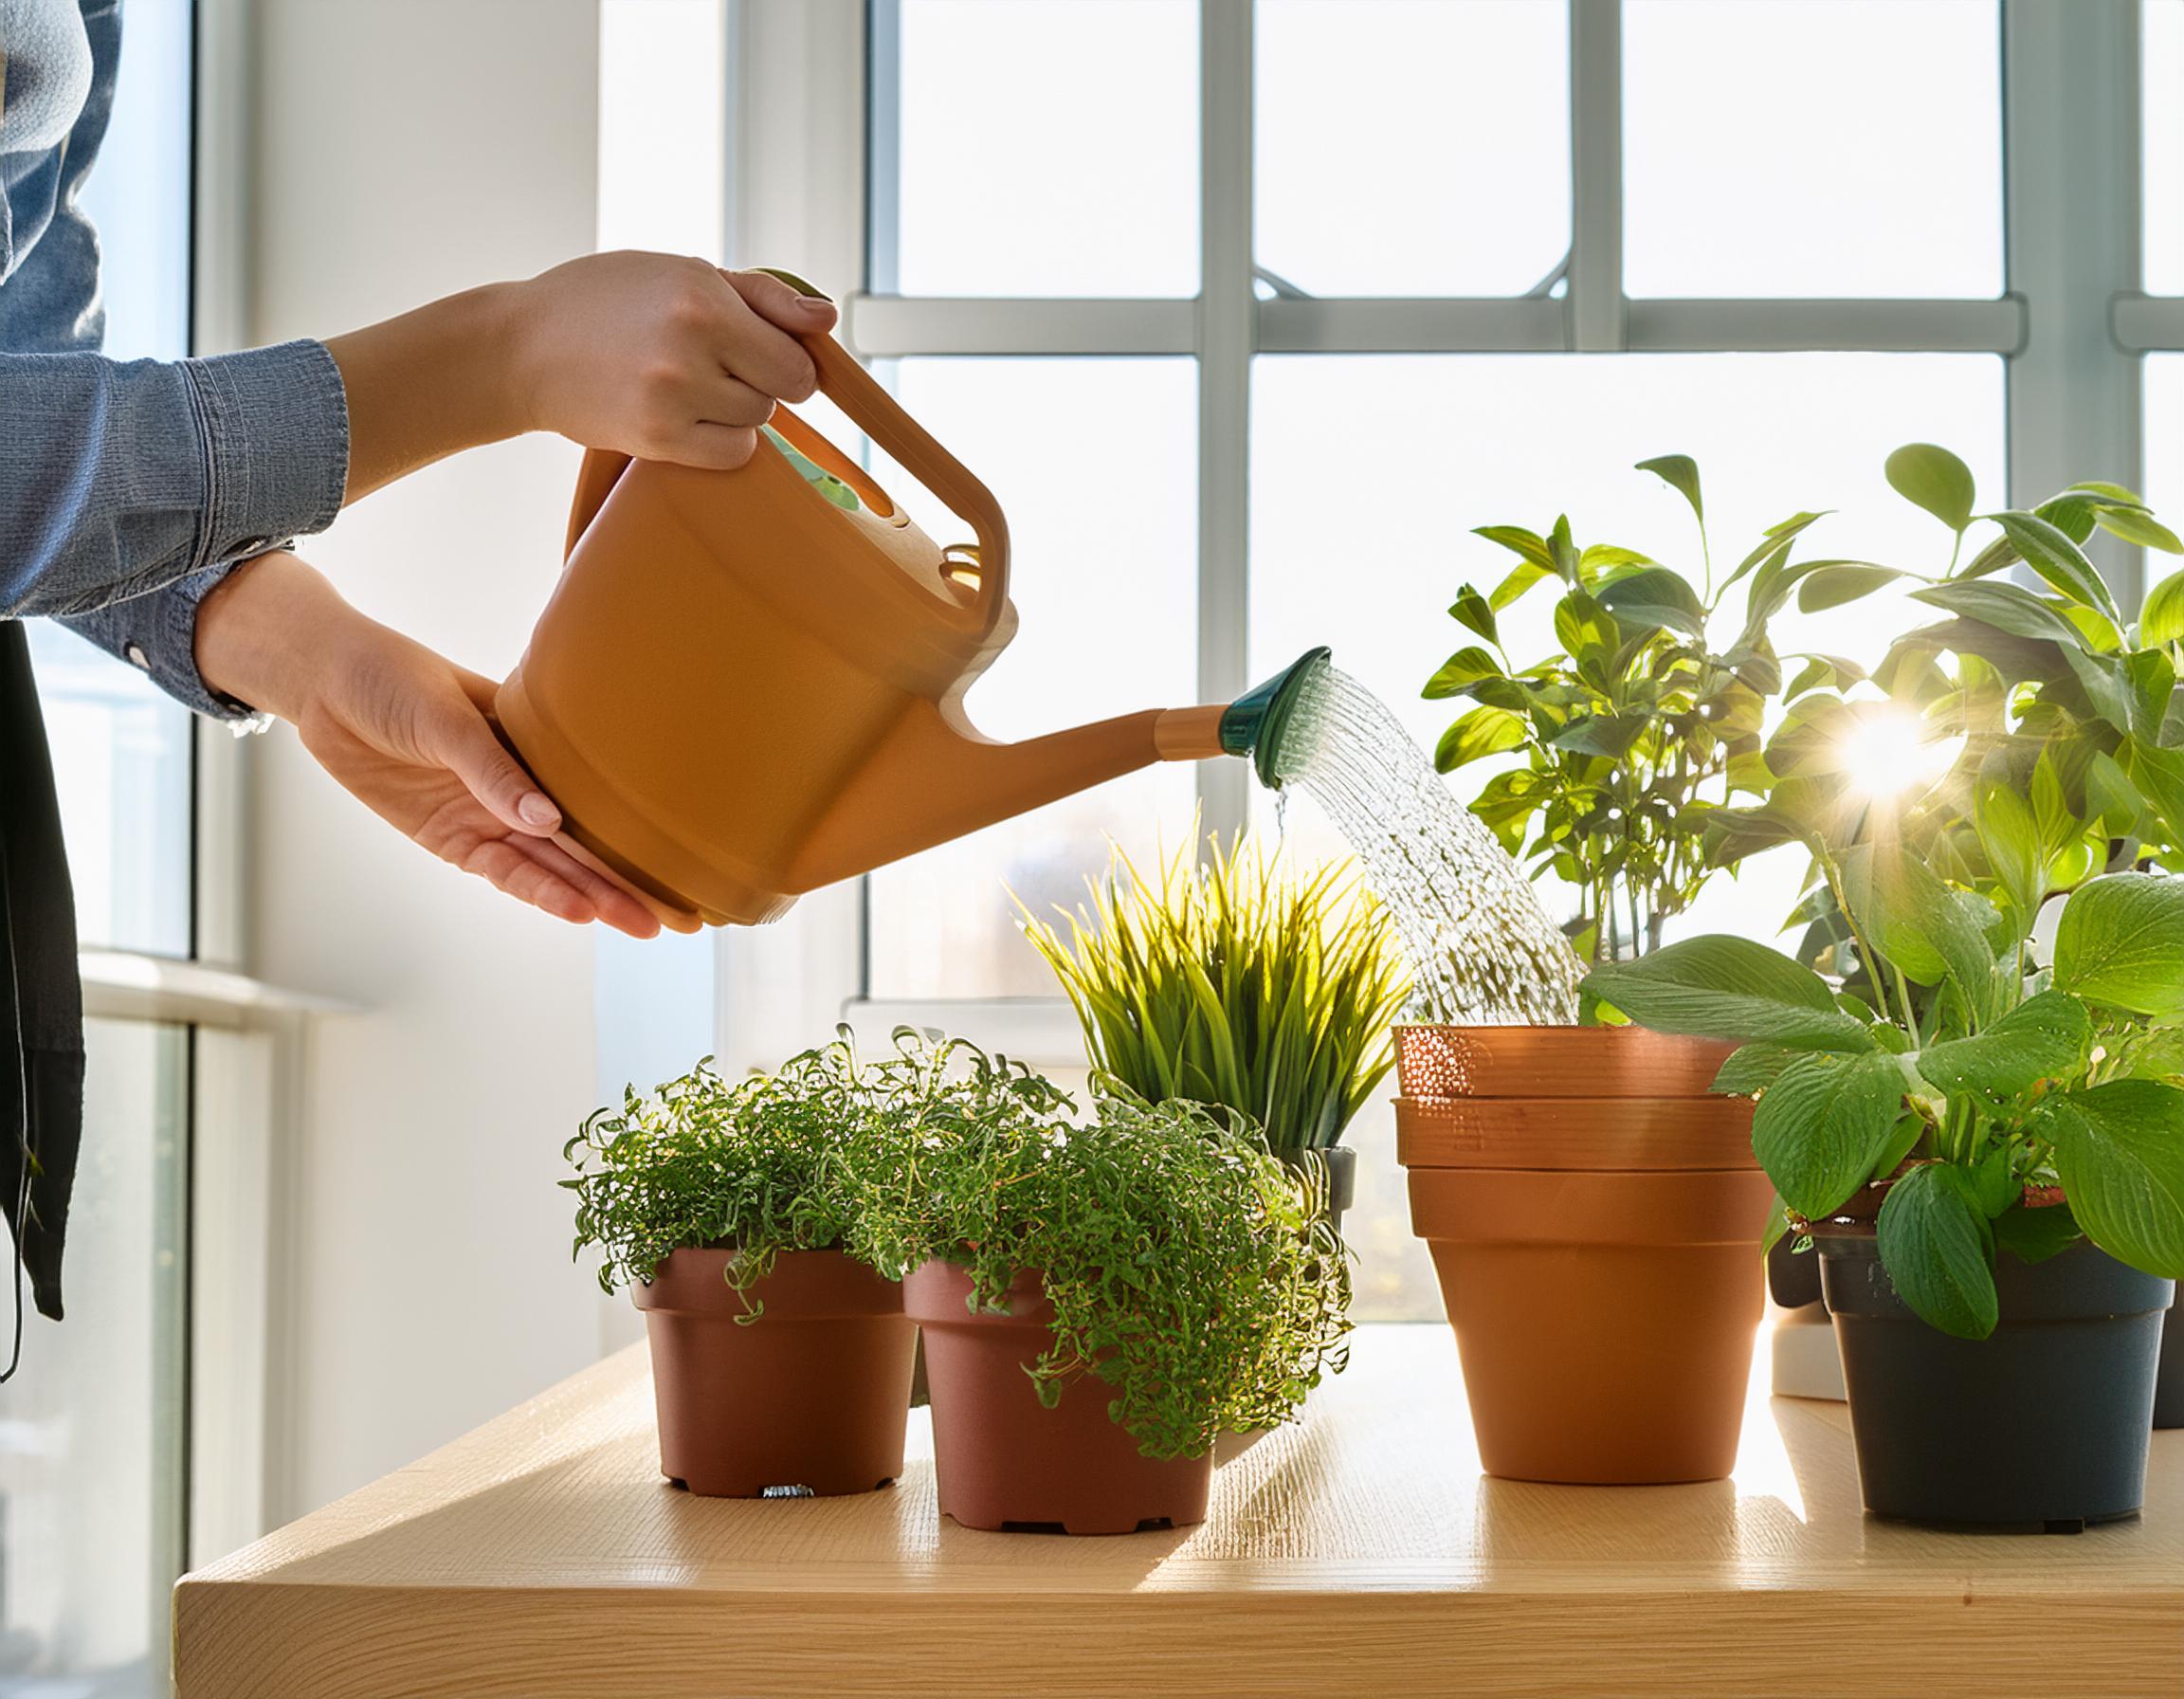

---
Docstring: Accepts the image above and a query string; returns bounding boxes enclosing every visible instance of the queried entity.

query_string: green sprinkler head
[1219,647,1332,790]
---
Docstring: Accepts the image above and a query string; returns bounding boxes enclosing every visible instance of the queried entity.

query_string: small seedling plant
[850,1032,1354,1460]
[1021,832,1406,1160]
[1427,455,1845,962]
[565,1036,898,1315]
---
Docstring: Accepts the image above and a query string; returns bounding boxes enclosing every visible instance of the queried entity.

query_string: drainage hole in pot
[760,1484,817,1499]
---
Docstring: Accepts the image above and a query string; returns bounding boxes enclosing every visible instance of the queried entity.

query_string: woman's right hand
[507,253,839,469]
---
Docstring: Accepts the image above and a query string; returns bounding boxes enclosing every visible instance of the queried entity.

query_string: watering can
[494,331,1326,934]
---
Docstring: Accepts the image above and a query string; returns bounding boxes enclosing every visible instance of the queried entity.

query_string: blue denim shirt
[2,0,350,719]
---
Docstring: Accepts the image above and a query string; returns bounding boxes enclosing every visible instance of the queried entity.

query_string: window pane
[0,1020,190,1698]
[2149,0,2184,294]
[1625,0,2003,299]
[1253,352,2004,1320]
[27,0,196,959]
[863,358,1198,997]
[2149,354,2184,535]
[1254,0,1570,298]
[883,0,1199,297]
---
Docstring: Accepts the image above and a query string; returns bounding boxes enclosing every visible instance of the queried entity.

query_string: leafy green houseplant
[564,1038,919,1499]
[851,1031,1352,1533]
[1020,832,1404,1227]
[1429,455,1835,963]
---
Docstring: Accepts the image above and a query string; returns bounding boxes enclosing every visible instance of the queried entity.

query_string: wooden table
[175,1324,2184,1698]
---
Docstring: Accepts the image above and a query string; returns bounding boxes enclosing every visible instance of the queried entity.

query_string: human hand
[506,253,838,468]
[195,553,662,937]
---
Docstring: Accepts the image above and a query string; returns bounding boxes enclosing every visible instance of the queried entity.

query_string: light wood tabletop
[174,1323,2184,1698]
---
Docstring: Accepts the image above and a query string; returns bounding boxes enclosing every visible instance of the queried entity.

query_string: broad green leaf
[2122,739,2184,847]
[1712,1042,1805,1096]
[2122,1024,2184,1082]
[1579,935,1877,1050]
[2062,646,2135,732]
[1840,841,1998,999]
[2141,564,2184,649]
[1759,1191,1796,1259]
[1720,511,1829,598]
[1554,590,1617,670]
[1546,516,1580,584]
[1868,1111,1927,1185]
[1796,564,1905,613]
[1910,990,2091,1098]
[1989,510,2122,625]
[2097,503,2184,555]
[1432,704,1528,774]
[1449,586,1497,646]
[1636,454,1703,525]
[1909,579,2089,649]
[1974,776,2044,920]
[1472,524,1555,572]
[1993,1198,2084,1265]
[1782,653,1866,700]
[2035,1080,2184,1277]
[1596,567,1706,638]
[2052,872,2184,1016]
[1488,560,1554,611]
[1422,647,1504,699]
[1755,1050,1912,1219]
[1548,711,1650,759]
[2130,649,2179,742]
[1877,1163,1999,1339]
[2087,750,2149,837]
[1885,443,1976,534]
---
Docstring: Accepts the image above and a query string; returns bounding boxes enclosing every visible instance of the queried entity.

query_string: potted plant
[1707,444,2184,1433]
[1398,457,1811,1484]
[1577,443,2184,1522]
[852,1032,1352,1534]
[564,1039,917,1498]
[1020,831,1405,1233]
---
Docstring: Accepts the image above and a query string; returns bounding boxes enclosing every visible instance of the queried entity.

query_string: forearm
[323,283,535,503]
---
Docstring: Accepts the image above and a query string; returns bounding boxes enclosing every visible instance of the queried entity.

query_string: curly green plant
[564,1036,888,1314]
[1020,833,1406,1158]
[850,1035,1353,1459]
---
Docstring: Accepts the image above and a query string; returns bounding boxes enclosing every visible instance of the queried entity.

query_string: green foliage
[563,1036,902,1311]
[848,1048,1354,1460]
[1424,455,1819,963]
[1020,834,1407,1157]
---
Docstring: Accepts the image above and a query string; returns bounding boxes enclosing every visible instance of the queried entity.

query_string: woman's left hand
[194,551,662,937]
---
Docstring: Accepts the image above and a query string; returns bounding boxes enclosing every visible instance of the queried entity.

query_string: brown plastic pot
[903,1259,1212,1535]
[634,1248,915,1497]
[1396,1023,1768,1486]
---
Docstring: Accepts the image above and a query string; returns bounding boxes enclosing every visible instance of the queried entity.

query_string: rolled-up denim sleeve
[4,338,351,716]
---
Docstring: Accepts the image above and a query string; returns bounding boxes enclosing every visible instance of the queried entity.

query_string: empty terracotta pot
[634,1248,915,1497]
[904,1259,1212,1534]
[1396,1024,1772,1486]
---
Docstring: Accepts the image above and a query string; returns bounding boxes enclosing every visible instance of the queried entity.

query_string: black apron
[0,618,85,1376]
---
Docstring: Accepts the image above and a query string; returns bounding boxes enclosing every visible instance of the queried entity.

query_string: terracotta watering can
[495,332,1326,934]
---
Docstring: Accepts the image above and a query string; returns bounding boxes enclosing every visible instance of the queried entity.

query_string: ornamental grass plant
[1020,832,1406,1160]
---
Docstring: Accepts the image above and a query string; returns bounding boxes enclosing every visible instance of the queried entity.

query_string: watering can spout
[785,648,1335,895]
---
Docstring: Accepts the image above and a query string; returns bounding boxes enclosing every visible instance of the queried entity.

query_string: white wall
[244,0,607,1516]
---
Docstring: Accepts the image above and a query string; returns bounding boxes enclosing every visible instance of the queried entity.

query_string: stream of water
[1268,664,1582,1026]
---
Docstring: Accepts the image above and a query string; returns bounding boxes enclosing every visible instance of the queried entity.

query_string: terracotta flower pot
[1396,1024,1772,1486]
[903,1259,1212,1534]
[634,1248,915,1497]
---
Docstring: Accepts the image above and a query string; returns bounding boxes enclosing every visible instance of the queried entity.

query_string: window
[711,0,2174,1320]
[7,8,211,1695]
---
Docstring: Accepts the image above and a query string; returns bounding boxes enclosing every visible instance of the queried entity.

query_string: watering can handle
[799,332,1011,639]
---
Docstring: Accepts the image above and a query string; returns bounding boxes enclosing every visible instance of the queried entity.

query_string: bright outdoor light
[1839,709,1961,799]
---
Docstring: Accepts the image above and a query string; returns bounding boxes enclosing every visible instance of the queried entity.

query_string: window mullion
[2004,0,2143,603]
[1197,0,1254,846]
[1567,0,1625,352]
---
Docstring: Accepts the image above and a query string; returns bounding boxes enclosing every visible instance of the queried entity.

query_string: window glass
[862,357,1199,997]
[1254,0,1570,298]
[27,0,197,957]
[2148,354,2184,543]
[884,0,1200,297]
[1624,0,2003,299]
[1253,353,2004,1319]
[0,1020,190,1699]
[2149,0,2184,295]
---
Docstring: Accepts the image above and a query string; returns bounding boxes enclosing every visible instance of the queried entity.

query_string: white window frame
[716,0,2175,1074]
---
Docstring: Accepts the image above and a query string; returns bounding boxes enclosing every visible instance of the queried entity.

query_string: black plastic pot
[2158,1310,2184,1430]
[1278,1145,1355,1237]
[1817,1233,2174,1530]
